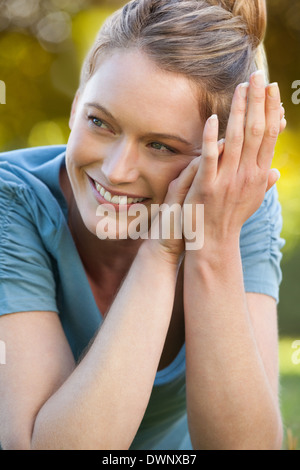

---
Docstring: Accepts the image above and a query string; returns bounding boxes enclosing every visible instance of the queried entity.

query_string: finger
[257,82,281,170]
[198,138,225,158]
[266,168,280,192]
[166,134,225,206]
[239,70,266,169]
[196,114,219,183]
[279,104,286,134]
[164,157,201,206]
[217,138,225,155]
[280,117,287,134]
[220,82,249,175]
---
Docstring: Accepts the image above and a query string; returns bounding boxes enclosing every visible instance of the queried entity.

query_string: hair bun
[207,0,267,47]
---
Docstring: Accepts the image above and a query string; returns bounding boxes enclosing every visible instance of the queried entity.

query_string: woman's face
[66,49,203,239]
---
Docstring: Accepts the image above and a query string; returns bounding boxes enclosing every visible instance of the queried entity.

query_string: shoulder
[0,145,66,168]
[0,144,66,197]
[0,145,68,250]
[0,145,66,195]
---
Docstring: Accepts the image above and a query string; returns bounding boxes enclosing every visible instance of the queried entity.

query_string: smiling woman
[0,0,286,451]
[65,50,203,240]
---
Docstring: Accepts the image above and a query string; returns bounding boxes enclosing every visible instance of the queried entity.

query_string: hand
[183,71,282,244]
[144,141,225,263]
[279,103,287,134]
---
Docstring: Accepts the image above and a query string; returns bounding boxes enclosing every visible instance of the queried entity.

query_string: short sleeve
[0,181,59,316]
[240,185,285,304]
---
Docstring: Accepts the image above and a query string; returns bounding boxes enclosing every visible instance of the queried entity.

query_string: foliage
[279,338,300,450]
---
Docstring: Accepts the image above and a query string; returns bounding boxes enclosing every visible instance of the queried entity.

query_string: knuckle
[250,122,265,138]
[252,93,265,105]
[241,169,266,188]
[233,104,247,116]
[268,101,280,112]
[265,125,279,139]
[240,175,256,192]
[204,134,218,144]
[227,133,244,146]
[199,183,214,199]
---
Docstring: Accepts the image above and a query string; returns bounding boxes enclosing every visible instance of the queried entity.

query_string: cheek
[153,160,192,196]
[67,127,88,161]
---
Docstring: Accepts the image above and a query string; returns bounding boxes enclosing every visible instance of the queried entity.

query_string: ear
[69,90,81,130]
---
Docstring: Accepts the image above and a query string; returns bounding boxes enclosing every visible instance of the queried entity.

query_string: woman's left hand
[183,71,282,244]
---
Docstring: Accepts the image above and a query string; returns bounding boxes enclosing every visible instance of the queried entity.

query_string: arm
[184,243,282,450]
[0,243,178,450]
[32,244,178,450]
[183,73,283,450]
[0,127,205,450]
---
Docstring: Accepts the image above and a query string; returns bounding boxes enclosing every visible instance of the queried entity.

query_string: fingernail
[209,114,218,128]
[239,82,249,98]
[252,70,265,87]
[268,82,279,98]
[218,138,225,146]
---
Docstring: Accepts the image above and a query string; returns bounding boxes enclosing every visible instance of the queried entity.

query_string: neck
[60,164,144,284]
[68,196,144,283]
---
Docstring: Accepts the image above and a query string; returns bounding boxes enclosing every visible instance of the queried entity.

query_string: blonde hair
[80,0,268,137]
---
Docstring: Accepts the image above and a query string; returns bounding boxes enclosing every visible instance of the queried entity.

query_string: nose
[101,137,140,185]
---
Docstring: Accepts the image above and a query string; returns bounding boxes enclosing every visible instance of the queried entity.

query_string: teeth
[94,180,145,205]
[104,192,112,202]
[119,196,128,205]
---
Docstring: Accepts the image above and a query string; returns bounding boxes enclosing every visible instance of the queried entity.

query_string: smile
[92,179,147,205]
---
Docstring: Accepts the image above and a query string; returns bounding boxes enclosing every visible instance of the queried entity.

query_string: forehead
[80,50,203,138]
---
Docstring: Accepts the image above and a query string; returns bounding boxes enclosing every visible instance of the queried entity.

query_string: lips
[88,176,149,206]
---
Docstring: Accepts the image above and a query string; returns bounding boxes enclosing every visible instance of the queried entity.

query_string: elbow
[271,420,284,450]
[1,437,32,451]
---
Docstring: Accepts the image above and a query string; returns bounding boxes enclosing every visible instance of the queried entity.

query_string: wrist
[139,239,183,271]
[185,232,241,267]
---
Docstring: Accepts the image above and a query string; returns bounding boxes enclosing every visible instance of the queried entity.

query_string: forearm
[31,243,178,450]
[184,238,282,450]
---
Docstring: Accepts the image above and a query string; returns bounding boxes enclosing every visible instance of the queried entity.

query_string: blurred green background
[0,0,299,450]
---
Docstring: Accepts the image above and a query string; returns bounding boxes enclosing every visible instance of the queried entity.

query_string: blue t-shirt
[0,145,285,450]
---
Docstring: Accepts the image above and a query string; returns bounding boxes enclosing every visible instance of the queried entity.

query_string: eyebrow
[84,102,116,122]
[84,102,194,147]
[146,132,193,147]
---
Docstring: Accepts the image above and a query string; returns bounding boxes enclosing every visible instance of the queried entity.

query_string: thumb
[266,168,281,192]
[164,157,201,206]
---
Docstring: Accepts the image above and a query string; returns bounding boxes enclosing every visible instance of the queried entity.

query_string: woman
[0,0,286,450]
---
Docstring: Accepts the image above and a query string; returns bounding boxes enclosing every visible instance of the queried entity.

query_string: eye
[150,142,176,154]
[89,116,108,129]
[88,115,112,131]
